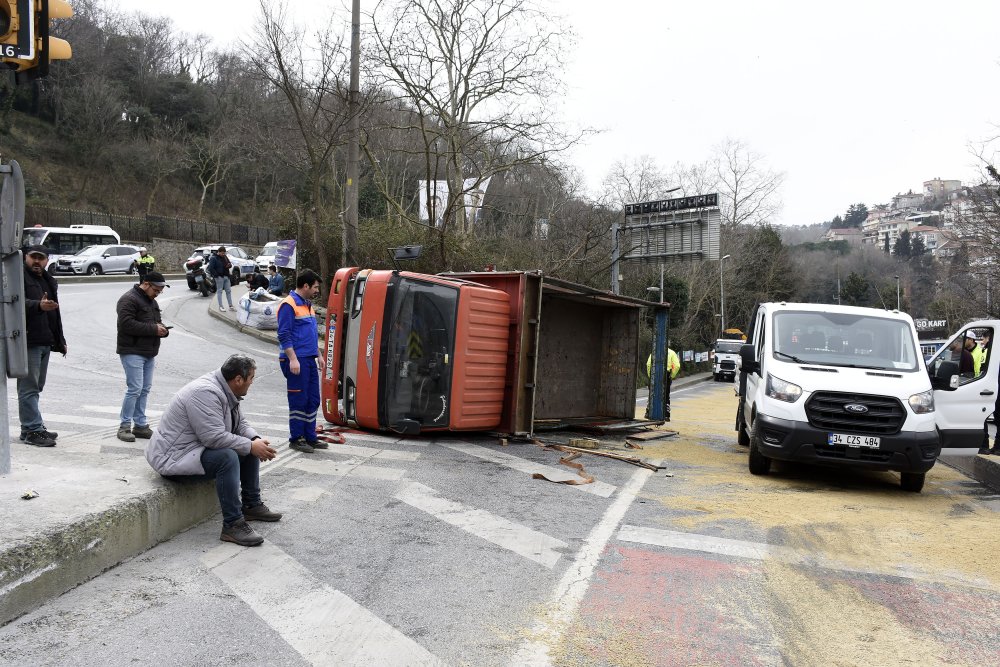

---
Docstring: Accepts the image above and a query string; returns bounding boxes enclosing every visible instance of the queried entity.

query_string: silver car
[54,244,141,275]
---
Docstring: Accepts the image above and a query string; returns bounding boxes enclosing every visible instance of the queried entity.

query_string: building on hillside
[892,190,924,211]
[823,227,864,245]
[876,217,915,251]
[909,226,955,255]
[923,178,962,198]
[862,205,892,245]
[904,211,943,227]
[934,235,962,261]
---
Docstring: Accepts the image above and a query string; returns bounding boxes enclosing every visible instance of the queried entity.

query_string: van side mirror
[739,344,759,375]
[930,359,959,390]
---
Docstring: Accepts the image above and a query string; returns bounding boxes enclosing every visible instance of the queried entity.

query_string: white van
[736,302,940,492]
[22,225,121,274]
[713,339,742,382]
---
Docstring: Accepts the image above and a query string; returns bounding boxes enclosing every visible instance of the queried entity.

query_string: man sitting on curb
[144,354,282,547]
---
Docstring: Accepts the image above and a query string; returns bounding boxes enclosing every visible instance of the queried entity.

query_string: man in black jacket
[116,271,170,442]
[19,246,67,448]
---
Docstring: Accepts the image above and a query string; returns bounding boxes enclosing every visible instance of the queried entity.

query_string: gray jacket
[145,370,259,476]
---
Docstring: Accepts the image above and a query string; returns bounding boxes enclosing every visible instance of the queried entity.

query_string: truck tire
[748,419,771,475]
[900,471,925,493]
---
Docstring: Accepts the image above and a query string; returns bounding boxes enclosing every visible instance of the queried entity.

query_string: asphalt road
[3,282,999,666]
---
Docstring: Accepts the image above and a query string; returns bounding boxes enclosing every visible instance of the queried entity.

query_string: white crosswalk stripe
[286,458,406,481]
[81,405,163,418]
[441,442,617,497]
[202,541,446,666]
[395,481,568,568]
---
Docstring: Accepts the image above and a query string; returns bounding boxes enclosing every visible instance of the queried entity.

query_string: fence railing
[24,206,273,247]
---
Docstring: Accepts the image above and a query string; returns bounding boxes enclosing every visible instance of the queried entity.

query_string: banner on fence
[275,240,296,269]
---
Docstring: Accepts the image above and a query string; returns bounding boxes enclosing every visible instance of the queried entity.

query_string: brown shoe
[243,503,283,522]
[220,519,263,546]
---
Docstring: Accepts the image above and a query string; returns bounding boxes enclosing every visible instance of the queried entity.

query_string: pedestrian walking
[145,354,281,547]
[133,247,155,282]
[277,269,326,453]
[116,271,170,442]
[208,246,234,312]
[18,246,67,447]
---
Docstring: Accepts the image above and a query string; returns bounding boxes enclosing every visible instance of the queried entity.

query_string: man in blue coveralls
[277,269,327,453]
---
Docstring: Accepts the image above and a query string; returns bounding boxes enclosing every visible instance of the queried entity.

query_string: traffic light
[0,0,35,64]
[0,0,71,81]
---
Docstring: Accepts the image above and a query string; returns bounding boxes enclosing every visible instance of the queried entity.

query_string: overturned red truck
[321,268,664,436]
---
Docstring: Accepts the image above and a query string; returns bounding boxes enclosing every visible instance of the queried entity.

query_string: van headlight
[766,374,802,403]
[908,390,934,414]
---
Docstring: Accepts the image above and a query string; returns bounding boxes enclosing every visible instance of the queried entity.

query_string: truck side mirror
[739,344,759,375]
[930,359,959,390]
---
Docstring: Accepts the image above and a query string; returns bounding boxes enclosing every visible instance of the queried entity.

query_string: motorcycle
[185,258,216,297]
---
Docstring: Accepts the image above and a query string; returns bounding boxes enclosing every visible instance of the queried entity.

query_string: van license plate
[828,433,880,448]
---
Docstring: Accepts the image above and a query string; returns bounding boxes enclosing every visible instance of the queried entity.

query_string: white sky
[140,0,1000,226]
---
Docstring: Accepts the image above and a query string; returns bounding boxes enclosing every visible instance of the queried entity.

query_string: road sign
[621,193,721,264]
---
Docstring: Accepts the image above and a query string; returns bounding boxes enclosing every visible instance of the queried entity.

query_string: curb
[0,474,218,626]
[939,453,1000,494]
[53,273,187,285]
[207,302,278,345]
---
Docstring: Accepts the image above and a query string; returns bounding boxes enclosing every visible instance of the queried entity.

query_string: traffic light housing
[0,0,71,81]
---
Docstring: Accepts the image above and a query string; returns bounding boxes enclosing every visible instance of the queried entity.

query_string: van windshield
[772,311,920,371]
[382,278,458,428]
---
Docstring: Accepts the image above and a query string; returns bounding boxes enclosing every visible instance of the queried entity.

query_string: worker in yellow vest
[645,347,680,421]
[134,247,156,283]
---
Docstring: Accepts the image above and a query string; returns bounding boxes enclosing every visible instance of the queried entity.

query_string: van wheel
[87,264,102,276]
[900,471,925,493]
[748,419,771,475]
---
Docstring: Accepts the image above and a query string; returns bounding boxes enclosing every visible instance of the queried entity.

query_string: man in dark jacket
[19,246,67,448]
[116,271,170,442]
[207,246,234,312]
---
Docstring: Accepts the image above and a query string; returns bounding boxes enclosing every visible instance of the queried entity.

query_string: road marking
[441,442,616,498]
[321,442,421,462]
[510,463,658,666]
[41,413,123,428]
[81,405,164,418]
[201,541,446,666]
[617,525,997,591]
[394,481,568,568]
[286,458,406,481]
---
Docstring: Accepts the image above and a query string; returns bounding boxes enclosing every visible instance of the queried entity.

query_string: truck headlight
[908,390,934,414]
[766,373,802,403]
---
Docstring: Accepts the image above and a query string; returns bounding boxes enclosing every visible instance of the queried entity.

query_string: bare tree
[368,0,586,266]
[245,0,353,282]
[600,155,676,208]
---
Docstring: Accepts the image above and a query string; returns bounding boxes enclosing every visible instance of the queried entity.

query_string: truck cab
[713,339,742,382]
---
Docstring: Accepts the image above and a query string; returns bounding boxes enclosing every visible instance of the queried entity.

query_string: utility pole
[344,0,361,267]
[610,218,620,294]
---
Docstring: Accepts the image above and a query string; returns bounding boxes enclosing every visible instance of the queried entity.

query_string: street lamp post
[720,254,731,335]
[894,275,900,310]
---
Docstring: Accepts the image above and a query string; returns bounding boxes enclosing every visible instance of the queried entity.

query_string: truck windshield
[772,311,920,371]
[382,278,459,427]
[716,340,743,354]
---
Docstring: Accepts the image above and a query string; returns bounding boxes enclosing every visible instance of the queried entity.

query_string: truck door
[738,305,764,429]
[932,323,997,448]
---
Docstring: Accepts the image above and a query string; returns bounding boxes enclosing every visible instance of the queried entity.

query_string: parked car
[255,241,280,271]
[183,245,257,289]
[53,244,141,276]
[23,225,121,275]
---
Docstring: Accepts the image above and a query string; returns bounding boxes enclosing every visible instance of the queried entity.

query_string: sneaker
[132,424,154,439]
[289,437,314,453]
[41,429,58,439]
[990,447,1000,456]
[220,519,264,547]
[243,503,283,522]
[219,305,227,312]
[117,426,136,443]
[24,431,56,447]
[308,439,329,450]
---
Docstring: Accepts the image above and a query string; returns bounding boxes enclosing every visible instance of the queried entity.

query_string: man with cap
[207,245,234,312]
[115,271,170,442]
[19,246,67,447]
[133,247,156,283]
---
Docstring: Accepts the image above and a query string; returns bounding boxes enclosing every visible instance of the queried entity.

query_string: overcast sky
[141,0,1000,226]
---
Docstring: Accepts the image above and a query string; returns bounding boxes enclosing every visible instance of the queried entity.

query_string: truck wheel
[748,419,771,475]
[900,471,925,493]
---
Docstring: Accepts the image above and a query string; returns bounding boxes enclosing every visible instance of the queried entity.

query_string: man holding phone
[115,271,170,442]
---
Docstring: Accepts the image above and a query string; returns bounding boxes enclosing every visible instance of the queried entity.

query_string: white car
[255,241,279,271]
[54,244,140,275]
